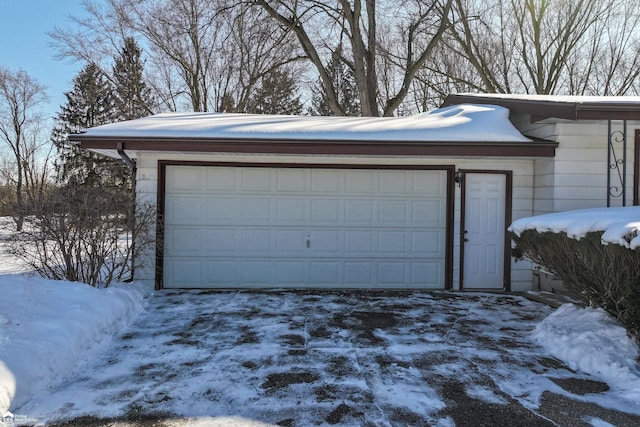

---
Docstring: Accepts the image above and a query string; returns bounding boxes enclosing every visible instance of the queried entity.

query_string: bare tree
[0,68,48,231]
[10,187,156,287]
[50,0,301,113]
[254,0,453,117]
[437,0,640,96]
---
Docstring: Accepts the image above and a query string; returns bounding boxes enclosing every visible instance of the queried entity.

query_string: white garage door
[162,165,448,289]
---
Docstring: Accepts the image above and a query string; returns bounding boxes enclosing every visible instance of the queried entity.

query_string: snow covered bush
[8,185,155,287]
[511,229,640,338]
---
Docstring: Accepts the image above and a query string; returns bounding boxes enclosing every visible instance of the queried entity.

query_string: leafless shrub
[512,230,640,338]
[9,185,156,287]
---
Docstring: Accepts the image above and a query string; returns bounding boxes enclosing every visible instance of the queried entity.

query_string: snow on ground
[7,289,640,425]
[533,304,640,400]
[0,274,148,415]
[509,206,640,249]
[1,208,640,423]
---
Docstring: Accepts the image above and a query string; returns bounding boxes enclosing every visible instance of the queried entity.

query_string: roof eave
[443,94,640,121]
[75,134,558,158]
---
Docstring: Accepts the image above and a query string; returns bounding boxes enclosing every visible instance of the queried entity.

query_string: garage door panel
[276,199,306,223]
[241,261,275,283]
[310,199,341,223]
[167,259,202,287]
[344,230,375,255]
[344,262,373,285]
[206,260,236,285]
[379,171,408,194]
[206,167,237,191]
[345,170,376,193]
[204,197,238,223]
[413,170,446,195]
[310,230,340,253]
[412,200,445,226]
[167,167,202,191]
[310,261,339,284]
[166,228,201,254]
[241,198,271,223]
[277,169,307,192]
[378,262,406,285]
[276,229,307,253]
[412,231,445,256]
[167,196,202,223]
[240,168,271,191]
[240,229,272,253]
[379,200,408,224]
[163,165,448,289]
[345,200,375,224]
[377,231,407,255]
[203,229,237,253]
[311,170,340,192]
[411,262,444,288]
[276,261,306,284]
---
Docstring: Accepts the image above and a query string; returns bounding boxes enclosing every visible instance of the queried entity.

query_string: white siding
[551,122,638,210]
[516,118,640,214]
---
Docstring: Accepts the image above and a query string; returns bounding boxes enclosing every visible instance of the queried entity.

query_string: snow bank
[509,206,640,249]
[0,275,148,413]
[533,304,640,401]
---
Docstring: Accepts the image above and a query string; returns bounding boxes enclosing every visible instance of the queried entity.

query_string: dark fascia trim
[75,135,558,158]
[443,94,640,122]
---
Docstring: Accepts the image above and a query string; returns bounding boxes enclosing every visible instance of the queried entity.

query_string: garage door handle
[306,234,311,248]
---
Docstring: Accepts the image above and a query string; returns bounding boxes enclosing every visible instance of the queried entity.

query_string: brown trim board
[155,160,456,291]
[443,94,640,121]
[77,135,557,158]
[635,129,640,206]
[459,170,513,292]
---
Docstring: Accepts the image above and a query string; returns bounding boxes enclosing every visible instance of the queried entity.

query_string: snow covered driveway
[20,291,640,426]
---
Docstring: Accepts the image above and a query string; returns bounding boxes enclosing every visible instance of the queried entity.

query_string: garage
[74,105,557,291]
[160,163,452,289]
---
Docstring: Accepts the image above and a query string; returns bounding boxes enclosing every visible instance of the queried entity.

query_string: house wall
[508,115,640,292]
[552,121,639,210]
[133,152,536,292]
[511,113,640,213]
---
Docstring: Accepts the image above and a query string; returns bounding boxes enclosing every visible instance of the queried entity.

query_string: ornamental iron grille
[607,120,628,207]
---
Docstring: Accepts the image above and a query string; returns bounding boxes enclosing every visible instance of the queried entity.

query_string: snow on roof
[509,206,640,249]
[454,93,640,105]
[78,104,531,142]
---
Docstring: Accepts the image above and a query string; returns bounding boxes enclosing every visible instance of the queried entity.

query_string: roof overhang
[72,104,558,159]
[443,94,640,121]
[75,135,558,158]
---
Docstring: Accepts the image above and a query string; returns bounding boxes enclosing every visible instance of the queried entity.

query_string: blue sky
[0,1,85,120]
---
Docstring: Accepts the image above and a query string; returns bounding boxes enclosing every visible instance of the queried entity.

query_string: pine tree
[245,69,303,115]
[113,37,154,120]
[309,46,360,116]
[51,62,129,188]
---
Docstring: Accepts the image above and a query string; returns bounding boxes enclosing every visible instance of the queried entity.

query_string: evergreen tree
[113,37,154,120]
[245,69,303,115]
[51,62,128,188]
[309,46,360,116]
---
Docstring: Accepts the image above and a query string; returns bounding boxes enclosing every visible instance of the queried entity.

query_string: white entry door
[462,173,507,290]
[162,165,449,289]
